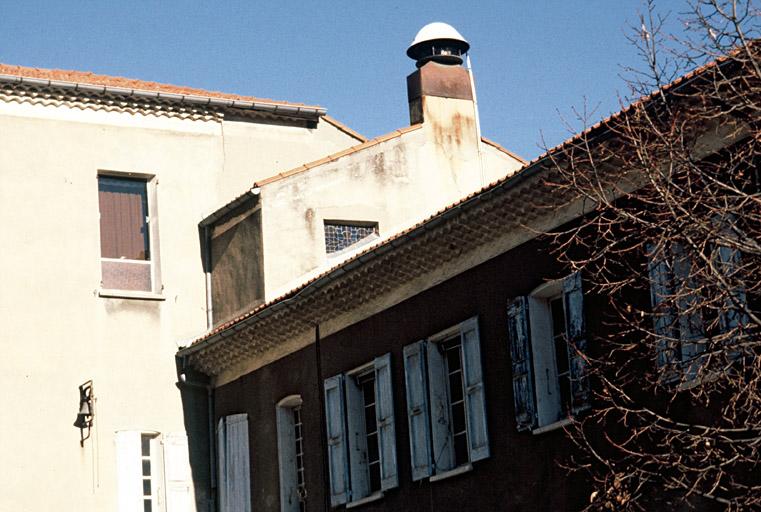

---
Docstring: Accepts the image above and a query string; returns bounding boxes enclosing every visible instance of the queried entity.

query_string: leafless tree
[545,1,761,510]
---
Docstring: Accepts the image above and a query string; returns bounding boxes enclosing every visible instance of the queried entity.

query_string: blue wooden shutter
[647,244,680,369]
[460,317,490,462]
[717,245,748,335]
[402,341,432,481]
[374,353,399,490]
[507,296,537,431]
[672,244,705,369]
[427,339,453,472]
[324,375,349,507]
[563,272,590,415]
[224,414,251,512]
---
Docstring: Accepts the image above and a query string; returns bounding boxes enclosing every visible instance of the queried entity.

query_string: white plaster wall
[0,100,358,511]
[260,107,524,299]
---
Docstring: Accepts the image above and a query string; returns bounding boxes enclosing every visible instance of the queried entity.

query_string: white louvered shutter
[374,353,398,490]
[115,431,142,512]
[224,414,251,512]
[460,318,489,462]
[403,341,432,481]
[163,432,194,512]
[324,375,349,507]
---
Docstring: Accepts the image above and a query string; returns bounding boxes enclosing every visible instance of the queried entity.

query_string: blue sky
[1,1,691,160]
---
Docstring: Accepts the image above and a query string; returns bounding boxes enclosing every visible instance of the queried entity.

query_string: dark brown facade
[214,235,593,511]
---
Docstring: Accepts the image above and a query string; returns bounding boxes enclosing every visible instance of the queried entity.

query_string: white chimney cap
[407,22,470,64]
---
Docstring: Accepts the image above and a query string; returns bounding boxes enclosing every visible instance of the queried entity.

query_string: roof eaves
[0,67,326,119]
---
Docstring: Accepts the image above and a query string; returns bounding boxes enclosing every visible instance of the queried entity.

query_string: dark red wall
[215,236,591,511]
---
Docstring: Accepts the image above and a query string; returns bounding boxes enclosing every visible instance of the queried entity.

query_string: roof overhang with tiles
[177,50,747,386]
[0,63,327,121]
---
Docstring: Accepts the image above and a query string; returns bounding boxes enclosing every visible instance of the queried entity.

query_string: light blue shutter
[563,272,590,415]
[672,244,705,369]
[647,244,680,369]
[374,353,398,490]
[216,419,227,512]
[403,341,432,481]
[225,414,251,512]
[460,317,490,462]
[427,340,453,472]
[507,296,537,432]
[324,375,349,507]
[717,244,748,339]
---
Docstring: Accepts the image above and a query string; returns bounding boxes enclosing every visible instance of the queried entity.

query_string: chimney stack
[406,22,473,125]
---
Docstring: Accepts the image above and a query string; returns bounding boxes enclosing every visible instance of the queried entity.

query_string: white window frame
[402,317,490,483]
[528,279,572,430]
[97,170,163,300]
[276,395,306,512]
[323,354,398,508]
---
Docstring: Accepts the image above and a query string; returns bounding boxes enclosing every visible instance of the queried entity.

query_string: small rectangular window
[98,174,159,293]
[324,221,379,255]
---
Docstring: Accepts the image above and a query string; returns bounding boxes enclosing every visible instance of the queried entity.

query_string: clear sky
[1,1,691,160]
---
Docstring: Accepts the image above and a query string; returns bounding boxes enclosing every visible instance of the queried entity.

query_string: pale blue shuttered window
[217,414,252,512]
[648,238,748,381]
[324,354,398,507]
[402,317,490,480]
[507,272,589,432]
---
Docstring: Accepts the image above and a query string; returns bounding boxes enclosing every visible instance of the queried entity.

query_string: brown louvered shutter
[98,176,149,261]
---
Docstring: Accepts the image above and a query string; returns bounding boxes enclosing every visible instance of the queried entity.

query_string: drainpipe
[314,323,330,511]
[204,226,213,329]
[179,358,216,512]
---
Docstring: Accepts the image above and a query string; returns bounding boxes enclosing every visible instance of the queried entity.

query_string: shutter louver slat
[403,341,432,481]
[507,297,537,431]
[426,340,453,472]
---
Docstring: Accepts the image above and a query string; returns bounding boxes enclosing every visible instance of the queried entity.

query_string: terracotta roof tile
[480,136,527,164]
[322,115,367,142]
[0,62,321,109]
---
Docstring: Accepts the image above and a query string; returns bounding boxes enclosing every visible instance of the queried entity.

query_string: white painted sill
[98,289,166,301]
[532,418,573,435]
[429,463,473,483]
[346,491,384,509]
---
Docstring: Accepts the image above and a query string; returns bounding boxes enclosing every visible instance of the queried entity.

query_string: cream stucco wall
[260,97,524,299]
[0,98,358,511]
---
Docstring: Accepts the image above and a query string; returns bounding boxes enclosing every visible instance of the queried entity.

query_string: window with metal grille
[323,221,379,255]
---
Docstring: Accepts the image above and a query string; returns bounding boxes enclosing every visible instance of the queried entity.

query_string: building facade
[0,64,363,512]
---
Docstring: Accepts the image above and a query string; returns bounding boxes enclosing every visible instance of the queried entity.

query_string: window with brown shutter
[98,176,153,292]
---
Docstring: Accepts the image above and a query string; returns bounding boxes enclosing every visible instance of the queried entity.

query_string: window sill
[98,289,165,301]
[532,418,573,435]
[429,463,473,483]
[346,491,383,509]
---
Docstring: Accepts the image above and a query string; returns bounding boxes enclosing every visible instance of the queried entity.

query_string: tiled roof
[0,62,322,110]
[179,49,739,375]
[322,115,367,142]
